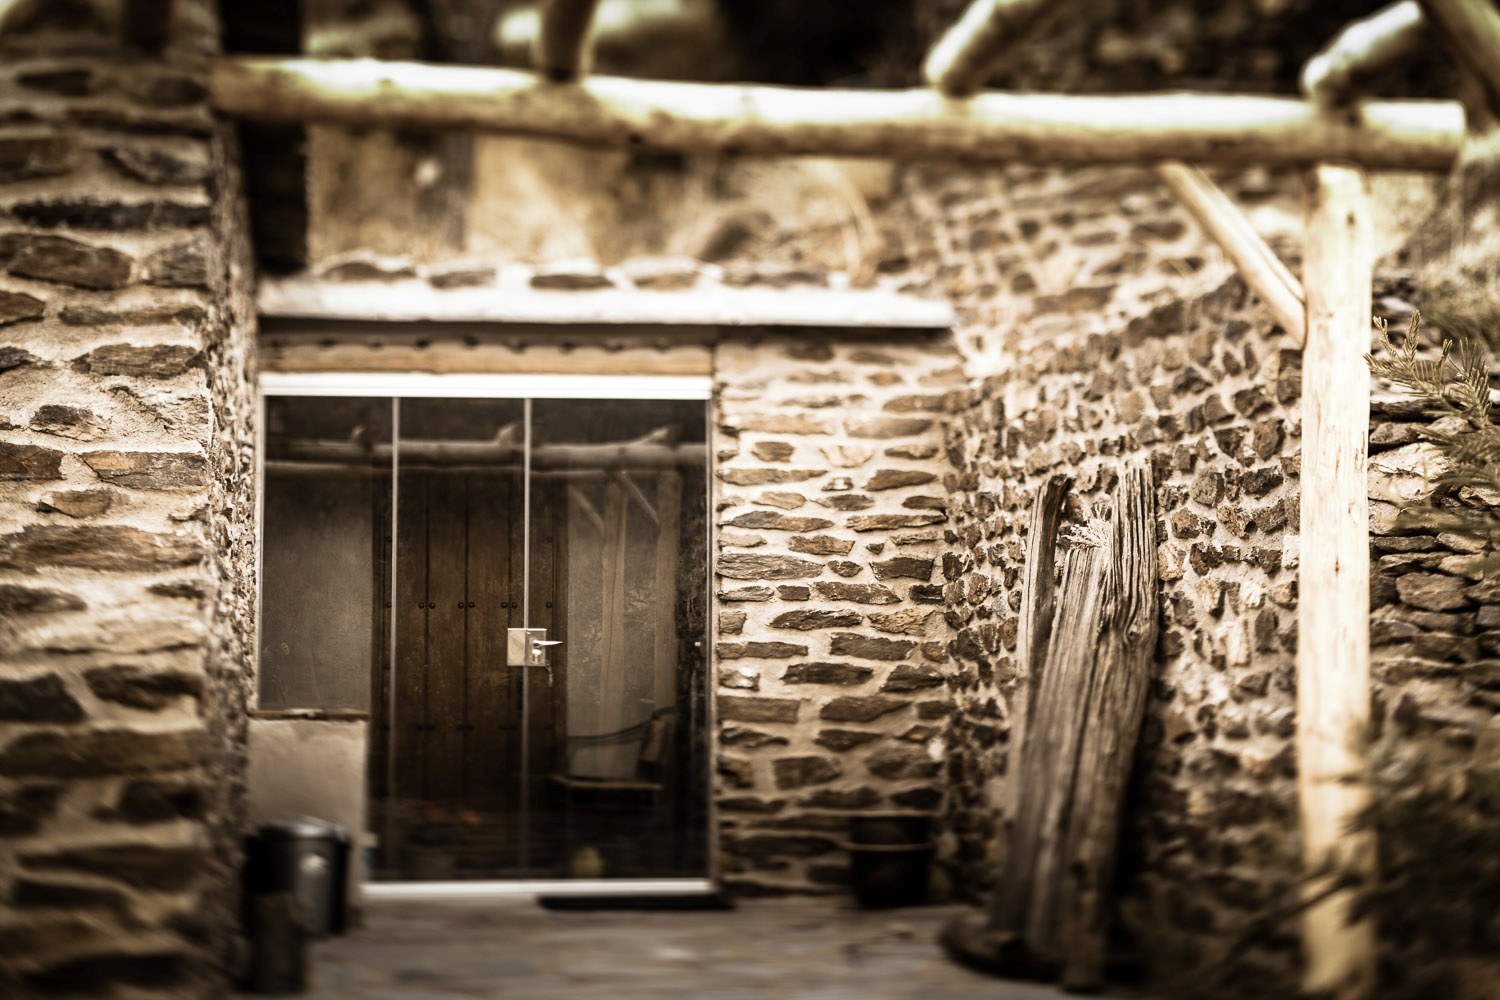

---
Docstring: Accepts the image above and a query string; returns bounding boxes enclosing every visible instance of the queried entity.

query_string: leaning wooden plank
[1299,163,1377,1000]
[535,0,603,82]
[923,0,1048,97]
[1419,0,1500,116]
[1301,2,1427,107]
[1155,161,1307,346]
[1057,461,1159,992]
[210,57,1467,171]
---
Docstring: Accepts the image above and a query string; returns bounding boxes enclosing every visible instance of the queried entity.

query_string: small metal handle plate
[506,628,563,666]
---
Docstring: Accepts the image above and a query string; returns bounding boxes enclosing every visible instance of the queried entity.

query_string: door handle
[506,628,563,666]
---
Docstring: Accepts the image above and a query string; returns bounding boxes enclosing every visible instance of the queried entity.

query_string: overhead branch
[1301,1,1427,108]
[1155,161,1307,346]
[923,0,1047,97]
[534,0,603,83]
[1420,0,1500,117]
[211,57,1467,171]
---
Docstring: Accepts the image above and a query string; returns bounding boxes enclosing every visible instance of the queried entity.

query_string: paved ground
[270,898,1106,999]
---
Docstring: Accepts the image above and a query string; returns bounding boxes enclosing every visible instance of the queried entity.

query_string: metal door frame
[257,371,716,898]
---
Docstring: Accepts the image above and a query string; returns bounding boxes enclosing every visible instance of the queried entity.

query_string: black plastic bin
[244,817,351,939]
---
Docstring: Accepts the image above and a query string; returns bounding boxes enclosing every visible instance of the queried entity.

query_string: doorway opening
[256,373,712,890]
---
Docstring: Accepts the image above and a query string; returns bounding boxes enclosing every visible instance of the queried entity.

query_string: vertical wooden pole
[1299,163,1376,1000]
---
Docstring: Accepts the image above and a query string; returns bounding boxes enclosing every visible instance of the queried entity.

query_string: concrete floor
[273,898,1103,1000]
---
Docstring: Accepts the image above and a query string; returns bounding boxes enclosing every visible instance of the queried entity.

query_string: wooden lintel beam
[210,57,1467,171]
[1301,1,1427,108]
[1154,161,1307,346]
[535,0,603,83]
[1298,162,1377,1000]
[923,0,1047,97]
[1419,0,1500,117]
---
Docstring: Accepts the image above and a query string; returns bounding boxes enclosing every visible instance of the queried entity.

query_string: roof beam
[1301,1,1427,108]
[1419,0,1500,117]
[210,57,1466,171]
[923,0,1047,97]
[534,0,603,83]
[1155,161,1306,345]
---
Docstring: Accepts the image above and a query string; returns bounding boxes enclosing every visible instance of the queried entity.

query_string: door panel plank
[425,473,468,804]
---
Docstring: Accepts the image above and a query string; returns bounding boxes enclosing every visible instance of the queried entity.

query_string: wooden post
[1419,0,1500,116]
[1299,163,1376,1000]
[209,57,1468,171]
[923,0,1047,97]
[1155,161,1307,346]
[1300,2,1427,107]
[534,0,602,83]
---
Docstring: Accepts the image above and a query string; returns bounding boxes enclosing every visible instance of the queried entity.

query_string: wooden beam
[1298,163,1377,1000]
[1301,2,1427,107]
[1154,161,1307,346]
[1419,0,1500,117]
[923,0,1047,97]
[535,0,603,83]
[210,57,1467,171]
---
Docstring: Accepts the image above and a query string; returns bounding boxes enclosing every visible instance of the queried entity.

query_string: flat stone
[0,289,46,325]
[718,696,800,723]
[717,796,786,813]
[845,417,933,439]
[829,560,862,577]
[71,343,199,377]
[30,404,103,439]
[788,535,854,556]
[902,495,946,511]
[718,610,747,635]
[881,664,946,692]
[0,785,62,836]
[751,442,795,462]
[782,662,875,686]
[36,488,114,517]
[84,667,202,710]
[821,445,873,468]
[22,845,207,891]
[914,701,955,719]
[717,553,823,580]
[865,745,940,780]
[82,451,205,489]
[725,511,833,532]
[754,492,806,510]
[1032,285,1115,314]
[848,513,944,531]
[872,557,934,581]
[778,585,810,600]
[717,642,808,659]
[718,530,765,549]
[59,303,205,326]
[620,255,699,290]
[530,260,613,290]
[814,494,875,511]
[143,240,210,287]
[770,610,863,630]
[427,261,496,288]
[718,586,775,602]
[729,414,834,435]
[0,346,41,372]
[0,675,84,723]
[719,468,826,486]
[864,469,938,490]
[1397,572,1470,612]
[102,145,211,185]
[0,584,85,614]
[798,787,883,809]
[0,135,75,182]
[824,477,853,491]
[720,728,788,749]
[14,194,209,229]
[890,786,943,810]
[820,695,910,722]
[885,444,939,459]
[104,778,205,824]
[11,878,129,913]
[0,524,206,572]
[868,609,935,635]
[0,728,202,778]
[814,729,883,751]
[830,634,914,661]
[0,442,63,480]
[772,756,842,789]
[809,582,900,604]
[716,756,755,788]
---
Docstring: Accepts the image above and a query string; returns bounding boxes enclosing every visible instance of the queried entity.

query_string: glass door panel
[528,398,711,879]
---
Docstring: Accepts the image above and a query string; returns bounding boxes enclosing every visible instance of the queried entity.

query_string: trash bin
[245,817,351,939]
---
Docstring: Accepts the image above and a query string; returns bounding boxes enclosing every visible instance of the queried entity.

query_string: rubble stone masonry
[0,1,257,996]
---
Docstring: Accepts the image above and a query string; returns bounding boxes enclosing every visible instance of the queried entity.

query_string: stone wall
[0,2,257,996]
[710,331,964,895]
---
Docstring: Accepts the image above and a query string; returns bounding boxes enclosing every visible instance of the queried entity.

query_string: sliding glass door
[259,377,710,884]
